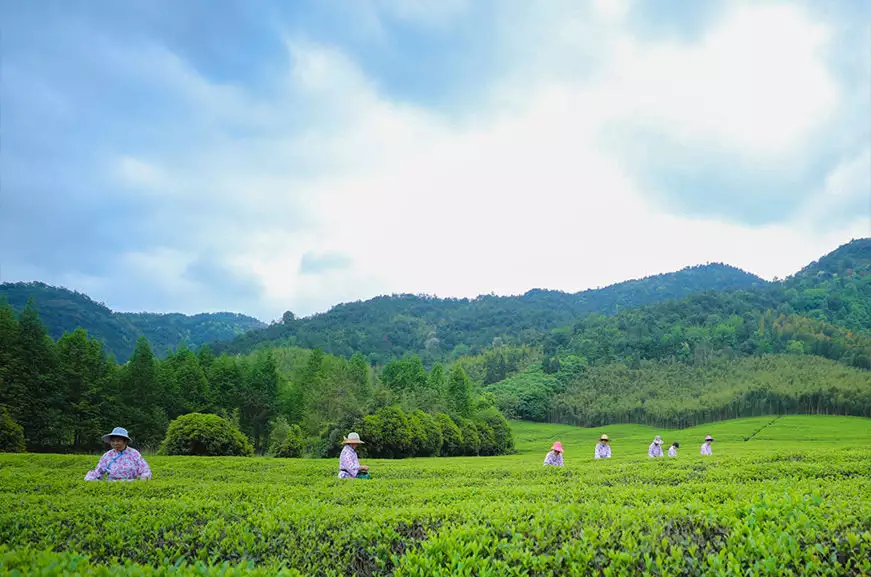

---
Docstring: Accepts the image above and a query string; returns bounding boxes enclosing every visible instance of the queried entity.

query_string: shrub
[159,413,254,457]
[476,420,498,455]
[411,409,442,457]
[0,407,26,453]
[436,413,463,456]
[273,425,304,458]
[373,406,412,458]
[457,418,481,456]
[476,407,514,454]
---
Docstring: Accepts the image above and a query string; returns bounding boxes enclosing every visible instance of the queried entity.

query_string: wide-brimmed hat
[653,435,663,445]
[599,434,610,442]
[343,432,364,444]
[705,435,714,441]
[101,427,130,443]
[551,441,564,453]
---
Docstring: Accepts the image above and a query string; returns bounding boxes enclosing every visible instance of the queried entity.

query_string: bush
[411,409,442,457]
[436,413,463,456]
[476,407,514,454]
[273,425,304,458]
[159,413,254,457]
[476,421,498,455]
[0,407,26,453]
[457,418,481,456]
[373,406,412,458]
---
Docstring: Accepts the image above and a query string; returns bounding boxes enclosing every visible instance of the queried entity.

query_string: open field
[1,416,870,576]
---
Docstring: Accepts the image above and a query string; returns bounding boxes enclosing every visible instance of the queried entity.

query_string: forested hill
[0,282,265,362]
[214,263,765,362]
[487,238,871,426]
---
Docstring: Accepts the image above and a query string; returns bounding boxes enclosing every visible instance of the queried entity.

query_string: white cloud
[91,1,862,319]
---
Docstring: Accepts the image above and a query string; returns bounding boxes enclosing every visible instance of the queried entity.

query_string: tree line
[0,301,512,455]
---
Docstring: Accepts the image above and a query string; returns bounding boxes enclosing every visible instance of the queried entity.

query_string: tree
[0,303,24,422]
[116,337,166,448]
[239,351,280,452]
[15,301,61,448]
[381,356,427,393]
[55,328,113,449]
[447,365,473,417]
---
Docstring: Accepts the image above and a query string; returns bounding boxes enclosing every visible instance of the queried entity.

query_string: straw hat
[599,434,610,442]
[343,432,365,445]
[101,427,131,443]
[653,435,663,445]
[551,441,564,453]
[705,435,714,441]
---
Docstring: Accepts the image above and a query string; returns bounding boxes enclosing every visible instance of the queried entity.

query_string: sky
[2,0,869,321]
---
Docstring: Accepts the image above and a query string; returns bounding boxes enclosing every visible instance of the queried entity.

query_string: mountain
[485,238,871,425]
[213,263,766,362]
[0,282,265,362]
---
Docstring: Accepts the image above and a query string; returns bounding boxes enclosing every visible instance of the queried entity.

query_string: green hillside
[488,355,871,426]
[0,282,265,361]
[213,263,765,361]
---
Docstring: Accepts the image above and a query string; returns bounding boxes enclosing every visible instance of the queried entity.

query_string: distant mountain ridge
[0,282,265,362]
[213,263,766,362]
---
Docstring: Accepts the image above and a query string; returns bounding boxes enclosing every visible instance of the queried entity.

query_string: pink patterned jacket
[85,448,152,481]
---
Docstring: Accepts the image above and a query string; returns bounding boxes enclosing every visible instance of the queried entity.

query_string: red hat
[551,441,564,453]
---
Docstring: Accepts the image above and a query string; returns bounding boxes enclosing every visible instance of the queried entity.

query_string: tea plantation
[1,416,870,576]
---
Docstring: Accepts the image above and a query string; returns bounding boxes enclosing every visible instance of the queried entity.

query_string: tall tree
[55,328,113,448]
[0,303,23,420]
[16,301,61,448]
[447,365,473,418]
[117,337,166,447]
[239,350,280,452]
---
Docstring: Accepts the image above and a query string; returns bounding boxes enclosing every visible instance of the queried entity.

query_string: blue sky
[2,0,869,320]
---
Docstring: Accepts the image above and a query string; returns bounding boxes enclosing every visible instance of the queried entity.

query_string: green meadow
[1,416,870,576]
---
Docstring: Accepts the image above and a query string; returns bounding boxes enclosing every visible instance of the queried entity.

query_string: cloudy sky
[2,0,869,321]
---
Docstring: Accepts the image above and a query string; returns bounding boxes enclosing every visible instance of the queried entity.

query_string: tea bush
[1,415,869,576]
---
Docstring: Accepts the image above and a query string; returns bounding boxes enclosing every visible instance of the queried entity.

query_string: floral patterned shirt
[668,446,677,457]
[700,442,713,456]
[543,451,564,466]
[84,448,151,481]
[338,445,361,478]
[594,443,611,459]
[648,443,664,457]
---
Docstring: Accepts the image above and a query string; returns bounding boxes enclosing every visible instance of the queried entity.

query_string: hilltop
[213,263,765,362]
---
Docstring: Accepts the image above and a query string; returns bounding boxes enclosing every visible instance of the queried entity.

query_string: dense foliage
[321,405,513,459]
[159,413,255,457]
[491,355,871,427]
[214,264,764,362]
[0,408,25,453]
[1,416,869,576]
[0,302,511,455]
[0,300,282,452]
[0,282,265,361]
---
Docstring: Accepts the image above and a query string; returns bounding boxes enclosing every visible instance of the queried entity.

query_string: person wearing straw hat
[594,434,611,459]
[700,435,714,456]
[648,435,664,458]
[668,441,679,457]
[84,427,152,481]
[338,432,370,479]
[543,441,564,466]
